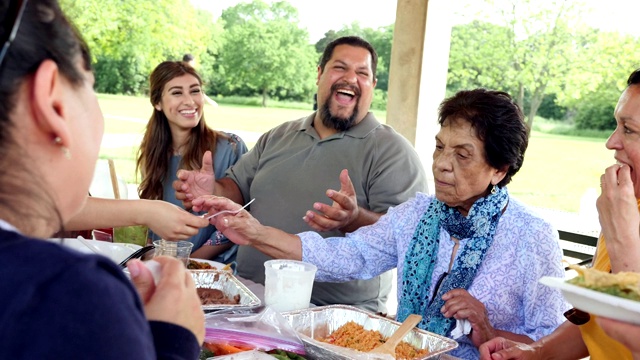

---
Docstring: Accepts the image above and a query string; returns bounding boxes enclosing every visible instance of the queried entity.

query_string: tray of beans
[191,270,261,311]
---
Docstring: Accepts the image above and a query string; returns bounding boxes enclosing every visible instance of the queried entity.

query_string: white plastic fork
[76,236,102,254]
[202,198,255,220]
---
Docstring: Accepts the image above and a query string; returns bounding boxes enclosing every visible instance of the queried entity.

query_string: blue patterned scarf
[396,186,509,336]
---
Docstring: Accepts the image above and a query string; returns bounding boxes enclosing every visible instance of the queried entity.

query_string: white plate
[540,276,640,325]
[189,258,226,270]
[48,238,141,264]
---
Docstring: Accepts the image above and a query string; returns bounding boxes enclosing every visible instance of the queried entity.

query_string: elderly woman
[195,89,567,359]
[0,0,203,358]
[479,69,640,360]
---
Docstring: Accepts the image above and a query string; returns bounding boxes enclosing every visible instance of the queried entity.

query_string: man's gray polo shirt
[226,112,427,313]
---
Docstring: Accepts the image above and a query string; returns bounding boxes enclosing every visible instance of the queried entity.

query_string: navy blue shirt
[0,229,200,359]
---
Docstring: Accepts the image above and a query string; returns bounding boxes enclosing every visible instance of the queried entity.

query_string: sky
[189,0,397,42]
[190,0,640,41]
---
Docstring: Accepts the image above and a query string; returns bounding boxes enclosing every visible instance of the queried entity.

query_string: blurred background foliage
[61,0,640,133]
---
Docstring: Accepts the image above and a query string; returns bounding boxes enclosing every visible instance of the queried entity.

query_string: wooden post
[108,158,121,200]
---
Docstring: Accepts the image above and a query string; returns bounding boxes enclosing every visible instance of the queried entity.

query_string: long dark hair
[136,61,228,200]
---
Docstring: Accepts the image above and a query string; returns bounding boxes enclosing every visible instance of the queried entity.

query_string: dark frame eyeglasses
[0,0,29,70]
[564,307,590,325]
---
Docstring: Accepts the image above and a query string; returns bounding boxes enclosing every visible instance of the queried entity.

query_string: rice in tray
[282,304,458,360]
[322,321,430,359]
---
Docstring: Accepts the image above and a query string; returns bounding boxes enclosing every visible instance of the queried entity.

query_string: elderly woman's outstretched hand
[192,195,263,246]
[441,289,495,347]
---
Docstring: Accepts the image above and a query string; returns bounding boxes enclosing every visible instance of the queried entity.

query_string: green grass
[98,93,611,213]
[508,132,610,212]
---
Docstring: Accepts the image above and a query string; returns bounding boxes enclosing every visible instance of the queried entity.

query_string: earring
[491,185,497,194]
[53,136,71,160]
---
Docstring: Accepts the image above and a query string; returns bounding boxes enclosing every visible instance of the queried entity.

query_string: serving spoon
[369,314,423,357]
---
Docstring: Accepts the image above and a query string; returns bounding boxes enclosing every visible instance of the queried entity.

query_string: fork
[202,198,255,220]
[118,245,156,268]
[77,236,101,254]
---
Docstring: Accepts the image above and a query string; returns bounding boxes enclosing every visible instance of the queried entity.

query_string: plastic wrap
[203,306,306,356]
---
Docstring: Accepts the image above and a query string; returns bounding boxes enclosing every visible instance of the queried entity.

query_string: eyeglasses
[0,0,29,70]
[564,307,591,325]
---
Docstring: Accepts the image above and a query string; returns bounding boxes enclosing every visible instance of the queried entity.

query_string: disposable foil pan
[191,270,261,311]
[282,305,458,360]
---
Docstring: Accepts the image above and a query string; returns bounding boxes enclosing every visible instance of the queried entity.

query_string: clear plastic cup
[153,240,193,266]
[264,259,317,312]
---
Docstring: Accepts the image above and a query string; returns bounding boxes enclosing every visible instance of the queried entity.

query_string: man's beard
[319,98,359,132]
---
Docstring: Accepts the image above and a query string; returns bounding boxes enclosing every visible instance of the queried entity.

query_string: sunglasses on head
[0,0,29,70]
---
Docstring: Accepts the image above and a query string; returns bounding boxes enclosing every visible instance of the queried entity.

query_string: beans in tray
[188,259,215,270]
[191,270,261,310]
[196,288,240,305]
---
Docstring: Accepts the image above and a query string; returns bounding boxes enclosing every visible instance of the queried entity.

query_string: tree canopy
[216,0,317,106]
[60,0,639,130]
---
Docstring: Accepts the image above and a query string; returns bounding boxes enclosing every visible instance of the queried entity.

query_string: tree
[217,0,317,106]
[451,0,589,128]
[447,20,517,95]
[61,0,216,94]
[191,10,226,96]
[559,30,640,130]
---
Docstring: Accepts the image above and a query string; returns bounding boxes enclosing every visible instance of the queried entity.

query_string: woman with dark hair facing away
[193,88,568,359]
[0,0,204,358]
[137,61,247,263]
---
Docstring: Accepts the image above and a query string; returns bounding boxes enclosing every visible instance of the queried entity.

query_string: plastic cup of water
[264,259,317,312]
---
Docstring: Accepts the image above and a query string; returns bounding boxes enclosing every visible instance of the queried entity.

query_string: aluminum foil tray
[282,305,457,360]
[191,270,261,311]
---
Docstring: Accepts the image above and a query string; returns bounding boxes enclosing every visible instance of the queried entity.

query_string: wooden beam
[387,0,452,193]
[386,0,428,145]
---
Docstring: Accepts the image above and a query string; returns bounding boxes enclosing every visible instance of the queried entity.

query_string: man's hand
[303,169,360,232]
[173,151,216,210]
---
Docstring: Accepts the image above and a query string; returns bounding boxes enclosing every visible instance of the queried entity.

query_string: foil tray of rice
[281,305,457,360]
[191,270,261,312]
